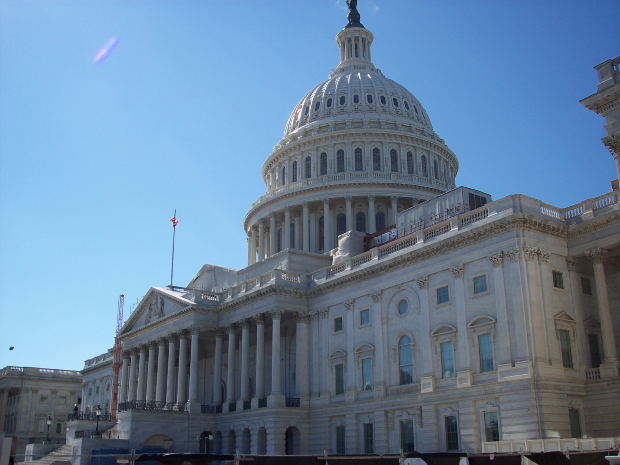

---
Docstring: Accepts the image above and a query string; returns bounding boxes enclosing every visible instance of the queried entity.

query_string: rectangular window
[478,333,494,372]
[335,425,346,454]
[468,193,487,210]
[559,329,573,368]
[436,285,449,305]
[363,423,374,454]
[55,423,62,434]
[552,270,564,289]
[445,416,459,451]
[440,341,455,378]
[588,334,601,368]
[335,364,345,395]
[362,358,373,390]
[334,316,343,332]
[400,419,415,453]
[484,411,500,441]
[581,277,592,295]
[473,275,487,294]
[360,308,370,326]
[568,408,582,438]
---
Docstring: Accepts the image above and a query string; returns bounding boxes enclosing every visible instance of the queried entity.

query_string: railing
[0,366,80,378]
[326,262,347,277]
[117,401,178,412]
[585,367,601,381]
[377,234,417,258]
[459,206,489,226]
[68,412,113,422]
[424,222,450,241]
[75,430,103,439]
[285,397,300,407]
[351,250,373,267]
[258,397,267,408]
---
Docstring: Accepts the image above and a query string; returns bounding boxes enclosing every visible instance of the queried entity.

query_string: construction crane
[110,294,124,420]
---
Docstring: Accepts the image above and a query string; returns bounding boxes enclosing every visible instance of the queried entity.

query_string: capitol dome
[244,11,459,265]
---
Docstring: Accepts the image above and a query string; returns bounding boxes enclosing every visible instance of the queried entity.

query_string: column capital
[586,247,608,264]
[240,319,251,329]
[523,247,550,263]
[226,324,238,334]
[147,341,158,349]
[166,332,178,342]
[503,248,520,263]
[368,195,376,201]
[370,290,382,304]
[489,253,504,267]
[451,265,464,278]
[416,276,429,289]
[344,299,355,311]
[189,327,200,336]
[253,314,266,325]
[345,196,353,201]
[566,258,580,271]
[270,310,283,320]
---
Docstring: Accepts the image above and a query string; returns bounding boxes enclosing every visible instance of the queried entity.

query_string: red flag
[170,213,179,228]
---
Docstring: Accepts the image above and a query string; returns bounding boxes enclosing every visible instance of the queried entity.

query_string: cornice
[567,210,620,238]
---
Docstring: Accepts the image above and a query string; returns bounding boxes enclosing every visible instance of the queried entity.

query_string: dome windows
[305,156,312,179]
[320,152,328,175]
[353,94,360,104]
[413,105,419,114]
[390,149,399,172]
[406,152,414,174]
[404,101,410,111]
[372,148,381,171]
[337,150,345,173]
[304,106,309,115]
[339,95,346,105]
[314,101,321,111]
[380,95,386,105]
[392,98,399,108]
[354,148,363,171]
[292,161,298,182]
[421,155,428,177]
[327,98,333,108]
[367,94,373,104]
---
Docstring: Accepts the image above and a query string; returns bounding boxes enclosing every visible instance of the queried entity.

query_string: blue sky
[1,0,619,371]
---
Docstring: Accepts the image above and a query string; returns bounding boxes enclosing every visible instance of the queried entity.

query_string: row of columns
[248,195,407,264]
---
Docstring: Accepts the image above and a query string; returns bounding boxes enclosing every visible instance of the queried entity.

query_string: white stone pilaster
[296,315,310,399]
[240,321,250,402]
[284,208,291,250]
[226,327,236,405]
[255,317,265,400]
[269,214,277,256]
[268,312,283,406]
[258,221,265,261]
[324,199,332,251]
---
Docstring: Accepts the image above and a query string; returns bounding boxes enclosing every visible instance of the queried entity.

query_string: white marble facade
[110,13,620,458]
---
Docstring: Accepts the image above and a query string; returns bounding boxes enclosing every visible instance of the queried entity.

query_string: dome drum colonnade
[244,21,458,265]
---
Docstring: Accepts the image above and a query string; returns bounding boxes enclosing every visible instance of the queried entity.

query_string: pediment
[553,310,576,324]
[583,316,600,329]
[468,315,496,329]
[431,324,457,337]
[329,349,347,361]
[121,287,194,334]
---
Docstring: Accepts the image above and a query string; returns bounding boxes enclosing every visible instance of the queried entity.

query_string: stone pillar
[390,197,398,225]
[128,350,138,401]
[268,312,284,406]
[371,292,386,396]
[310,209,317,252]
[567,259,587,369]
[344,301,356,400]
[368,196,376,233]
[155,339,167,403]
[324,199,332,252]
[490,253,512,366]
[176,332,188,407]
[284,208,291,250]
[145,343,156,402]
[119,354,129,404]
[248,228,256,265]
[166,335,177,406]
[302,204,310,252]
[240,321,250,403]
[188,329,200,413]
[269,214,277,256]
[417,277,434,392]
[258,221,265,261]
[226,327,236,406]
[296,315,310,401]
[345,197,353,231]
[255,316,266,402]
[136,346,147,402]
[213,331,224,405]
[452,266,472,387]
[587,248,618,371]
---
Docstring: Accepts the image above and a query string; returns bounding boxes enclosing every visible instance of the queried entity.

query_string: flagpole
[170,209,177,287]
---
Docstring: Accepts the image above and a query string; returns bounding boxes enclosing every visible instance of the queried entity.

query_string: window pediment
[554,311,576,325]
[467,315,496,329]
[431,324,457,337]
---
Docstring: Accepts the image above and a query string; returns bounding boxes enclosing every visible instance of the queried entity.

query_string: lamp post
[46,416,51,442]
[95,405,102,436]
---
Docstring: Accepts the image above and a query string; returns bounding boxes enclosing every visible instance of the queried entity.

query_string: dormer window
[404,101,410,111]
[327,98,333,108]
[380,96,386,105]
[367,94,373,104]
[314,101,321,111]
[353,94,360,104]
[304,106,309,115]
[392,98,399,107]
[339,95,346,105]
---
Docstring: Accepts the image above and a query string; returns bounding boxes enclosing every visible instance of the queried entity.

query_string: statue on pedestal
[346,0,364,28]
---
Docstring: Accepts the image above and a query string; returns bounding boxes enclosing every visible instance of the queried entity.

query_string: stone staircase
[17,444,73,465]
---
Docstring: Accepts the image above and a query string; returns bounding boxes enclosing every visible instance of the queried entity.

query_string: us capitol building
[77,5,620,457]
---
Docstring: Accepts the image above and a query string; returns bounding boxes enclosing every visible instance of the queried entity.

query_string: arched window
[281,166,286,185]
[421,155,428,177]
[318,216,325,251]
[314,101,320,111]
[398,299,408,315]
[390,149,398,172]
[339,95,346,105]
[393,98,399,107]
[433,160,439,179]
[372,148,381,171]
[337,150,345,173]
[367,94,373,104]
[305,156,311,179]
[355,212,366,232]
[292,161,298,182]
[320,152,328,175]
[327,98,333,108]
[354,148,363,171]
[404,100,410,111]
[290,222,295,248]
[399,336,413,385]
[380,95,386,105]
[336,213,346,236]
[277,228,282,252]
[376,211,385,231]
[353,94,359,104]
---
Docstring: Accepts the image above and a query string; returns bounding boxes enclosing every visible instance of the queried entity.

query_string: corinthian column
[268,312,284,407]
[188,329,200,413]
[145,343,156,403]
[368,196,376,233]
[255,316,265,401]
[345,197,353,231]
[269,214,277,256]
[155,339,167,403]
[212,331,223,405]
[296,315,310,400]
[119,354,129,404]
[128,350,138,401]
[284,209,291,250]
[324,200,333,252]
[239,321,250,406]
[302,204,309,251]
[258,221,265,261]
[136,346,147,402]
[226,327,236,408]
[165,335,177,407]
[176,332,188,408]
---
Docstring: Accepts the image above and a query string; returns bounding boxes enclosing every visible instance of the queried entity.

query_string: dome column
[345,197,353,232]
[302,204,310,252]
[248,227,256,265]
[284,208,291,250]
[269,214,277,256]
[258,220,265,261]
[324,200,332,252]
[368,196,376,233]
[390,197,398,225]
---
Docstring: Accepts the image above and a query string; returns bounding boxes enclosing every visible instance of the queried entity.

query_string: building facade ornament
[344,299,355,311]
[586,247,607,263]
[523,247,550,263]
[489,253,504,267]
[370,291,382,304]
[451,265,464,278]
[416,276,429,289]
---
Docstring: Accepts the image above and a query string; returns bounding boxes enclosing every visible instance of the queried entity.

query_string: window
[399,336,413,385]
[327,97,333,108]
[356,212,366,232]
[337,149,345,172]
[473,275,487,294]
[363,423,374,454]
[484,412,499,441]
[354,148,363,171]
[393,97,399,107]
[281,166,286,185]
[398,299,408,315]
[290,222,295,248]
[559,329,573,368]
[400,420,415,453]
[334,316,343,332]
[360,308,370,326]
[478,333,494,372]
[569,408,582,438]
[96,386,100,394]
[320,152,327,175]
[367,94,373,104]
[353,94,359,104]
[304,156,311,179]
[406,152,414,174]
[390,149,398,172]
[336,425,346,454]
[440,341,455,378]
[361,358,372,390]
[445,416,459,450]
[588,334,601,368]
[414,105,419,114]
[421,155,428,177]
[304,106,309,115]
[292,161,298,182]
[277,228,282,252]
[404,100,410,111]
[372,148,381,171]
[376,212,385,231]
[436,285,449,304]
[433,160,439,179]
[56,423,62,434]
[581,277,592,295]
[380,95,386,105]
[318,216,324,251]
[336,213,346,236]
[314,101,320,111]
[468,193,487,210]
[553,270,564,289]
[339,95,346,105]
[335,364,345,395]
